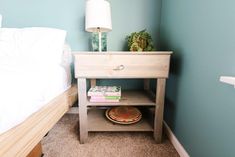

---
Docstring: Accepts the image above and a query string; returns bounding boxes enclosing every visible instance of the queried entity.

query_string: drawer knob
[113,65,125,71]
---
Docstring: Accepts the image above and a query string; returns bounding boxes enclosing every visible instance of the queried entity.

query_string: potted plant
[126,29,154,51]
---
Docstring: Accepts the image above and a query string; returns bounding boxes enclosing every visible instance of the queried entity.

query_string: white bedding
[0,61,71,134]
[0,27,71,134]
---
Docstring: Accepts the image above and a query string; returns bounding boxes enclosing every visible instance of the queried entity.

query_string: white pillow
[61,43,72,66]
[0,27,66,65]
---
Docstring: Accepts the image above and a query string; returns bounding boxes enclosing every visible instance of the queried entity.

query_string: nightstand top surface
[72,51,172,55]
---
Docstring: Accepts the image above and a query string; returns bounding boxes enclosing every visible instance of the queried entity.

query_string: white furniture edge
[220,76,235,87]
[163,121,190,157]
[72,51,173,55]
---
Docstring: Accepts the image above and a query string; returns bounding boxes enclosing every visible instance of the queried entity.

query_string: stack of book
[88,86,121,102]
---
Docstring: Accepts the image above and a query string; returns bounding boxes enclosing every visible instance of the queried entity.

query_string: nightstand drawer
[74,52,171,78]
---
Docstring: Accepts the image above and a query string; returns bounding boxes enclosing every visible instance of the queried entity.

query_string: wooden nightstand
[74,51,172,144]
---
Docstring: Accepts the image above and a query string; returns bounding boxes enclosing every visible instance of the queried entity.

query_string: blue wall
[108,0,162,50]
[160,0,235,156]
[0,0,161,51]
[0,0,88,50]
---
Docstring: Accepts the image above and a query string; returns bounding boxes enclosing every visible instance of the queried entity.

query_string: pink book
[89,98,120,103]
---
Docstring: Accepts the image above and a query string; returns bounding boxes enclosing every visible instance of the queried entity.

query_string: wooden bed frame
[0,85,78,157]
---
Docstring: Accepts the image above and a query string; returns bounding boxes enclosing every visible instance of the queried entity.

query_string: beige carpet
[42,114,179,157]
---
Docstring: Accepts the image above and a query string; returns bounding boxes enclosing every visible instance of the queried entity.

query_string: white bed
[0,61,71,134]
[0,27,77,156]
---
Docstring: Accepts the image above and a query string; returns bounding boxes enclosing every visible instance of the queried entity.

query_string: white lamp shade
[85,0,112,32]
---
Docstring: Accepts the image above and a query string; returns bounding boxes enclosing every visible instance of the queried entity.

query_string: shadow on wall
[161,36,184,131]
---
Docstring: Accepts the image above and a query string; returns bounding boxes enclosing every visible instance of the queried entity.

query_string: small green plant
[126,29,154,51]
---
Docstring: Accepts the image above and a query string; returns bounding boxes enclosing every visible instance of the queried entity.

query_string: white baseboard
[163,121,190,157]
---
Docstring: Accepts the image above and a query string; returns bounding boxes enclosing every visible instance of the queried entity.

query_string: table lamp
[85,0,112,52]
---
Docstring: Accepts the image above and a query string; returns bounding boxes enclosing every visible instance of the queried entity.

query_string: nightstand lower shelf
[88,109,154,132]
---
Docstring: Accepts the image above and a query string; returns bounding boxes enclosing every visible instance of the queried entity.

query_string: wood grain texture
[154,79,166,143]
[74,51,172,144]
[74,52,171,78]
[27,142,42,157]
[77,79,88,144]
[0,85,78,157]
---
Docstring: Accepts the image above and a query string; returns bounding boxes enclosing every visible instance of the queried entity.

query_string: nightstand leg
[78,78,88,144]
[154,78,166,143]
